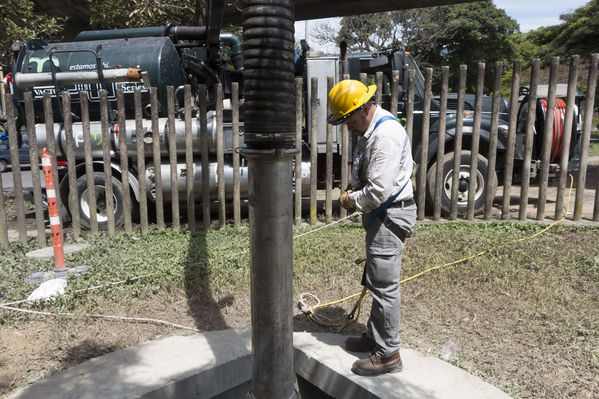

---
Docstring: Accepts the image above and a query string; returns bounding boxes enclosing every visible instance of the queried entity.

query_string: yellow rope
[301,174,575,331]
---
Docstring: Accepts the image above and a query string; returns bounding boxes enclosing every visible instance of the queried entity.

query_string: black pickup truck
[348,49,584,215]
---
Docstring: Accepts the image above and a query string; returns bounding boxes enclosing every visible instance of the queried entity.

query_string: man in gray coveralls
[327,79,417,376]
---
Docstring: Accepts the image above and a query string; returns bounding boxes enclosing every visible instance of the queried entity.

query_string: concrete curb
[6,330,512,399]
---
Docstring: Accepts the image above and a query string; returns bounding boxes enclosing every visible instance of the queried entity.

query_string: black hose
[242,0,296,147]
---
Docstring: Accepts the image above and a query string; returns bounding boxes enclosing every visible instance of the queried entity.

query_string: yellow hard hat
[327,80,376,125]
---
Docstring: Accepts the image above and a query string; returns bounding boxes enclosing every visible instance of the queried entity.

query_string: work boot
[351,351,403,376]
[344,332,377,352]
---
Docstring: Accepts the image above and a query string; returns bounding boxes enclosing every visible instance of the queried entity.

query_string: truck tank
[33,111,244,160]
[12,36,186,123]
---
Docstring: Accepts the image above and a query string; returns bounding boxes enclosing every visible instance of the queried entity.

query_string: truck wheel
[426,150,496,216]
[76,173,125,230]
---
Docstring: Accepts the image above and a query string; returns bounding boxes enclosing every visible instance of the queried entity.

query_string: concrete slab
[294,332,512,399]
[25,242,90,261]
[6,330,512,399]
[6,330,252,399]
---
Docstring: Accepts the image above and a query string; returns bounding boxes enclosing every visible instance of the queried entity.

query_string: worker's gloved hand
[339,189,355,211]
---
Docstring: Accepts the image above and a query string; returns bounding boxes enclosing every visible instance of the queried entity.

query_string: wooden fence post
[200,85,211,232]
[375,71,383,106]
[537,56,559,220]
[134,88,149,234]
[339,73,350,220]
[99,90,115,236]
[433,66,448,221]
[390,70,399,118]
[466,63,484,221]
[574,53,599,220]
[216,83,226,229]
[484,61,503,220]
[232,82,241,228]
[417,68,432,221]
[502,60,521,220]
[555,56,579,220]
[151,88,165,230]
[43,93,62,230]
[295,77,303,225]
[167,86,180,230]
[184,84,195,231]
[405,69,415,146]
[79,92,98,234]
[0,155,8,249]
[325,76,334,224]
[117,89,133,232]
[449,65,467,220]
[24,92,46,245]
[309,77,318,225]
[62,92,80,239]
[519,59,540,221]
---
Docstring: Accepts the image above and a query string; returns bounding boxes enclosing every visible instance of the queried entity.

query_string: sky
[295,0,590,52]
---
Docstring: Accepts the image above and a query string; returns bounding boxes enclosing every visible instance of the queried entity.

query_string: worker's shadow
[184,230,232,331]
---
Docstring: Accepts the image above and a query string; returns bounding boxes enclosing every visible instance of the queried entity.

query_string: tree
[313,8,453,55]
[543,0,598,59]
[313,13,397,52]
[421,1,519,91]
[315,1,518,92]
[88,0,205,29]
[0,0,64,69]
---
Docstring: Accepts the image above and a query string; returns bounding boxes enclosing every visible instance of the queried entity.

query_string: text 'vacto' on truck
[9,25,584,228]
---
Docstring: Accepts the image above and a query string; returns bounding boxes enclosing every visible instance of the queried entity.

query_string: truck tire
[76,172,125,230]
[426,151,496,216]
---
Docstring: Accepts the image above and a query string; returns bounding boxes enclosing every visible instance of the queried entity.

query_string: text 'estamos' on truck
[9,27,584,228]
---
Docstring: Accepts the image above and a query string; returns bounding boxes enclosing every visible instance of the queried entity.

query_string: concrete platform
[6,330,511,399]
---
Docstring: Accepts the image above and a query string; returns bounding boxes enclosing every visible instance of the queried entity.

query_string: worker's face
[345,106,370,135]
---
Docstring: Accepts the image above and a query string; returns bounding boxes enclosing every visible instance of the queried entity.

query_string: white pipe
[14,68,143,88]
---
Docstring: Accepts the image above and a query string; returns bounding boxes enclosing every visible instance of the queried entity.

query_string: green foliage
[552,0,599,58]
[514,1,599,63]
[88,0,204,29]
[423,1,519,92]
[0,0,64,68]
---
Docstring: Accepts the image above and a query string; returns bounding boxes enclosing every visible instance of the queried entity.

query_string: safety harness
[356,115,413,242]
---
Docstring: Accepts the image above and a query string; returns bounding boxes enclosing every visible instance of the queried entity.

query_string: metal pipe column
[241,0,297,397]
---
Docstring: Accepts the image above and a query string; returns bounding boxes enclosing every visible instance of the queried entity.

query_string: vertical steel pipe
[241,0,297,397]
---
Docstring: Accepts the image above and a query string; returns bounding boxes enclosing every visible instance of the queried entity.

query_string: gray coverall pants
[362,203,417,357]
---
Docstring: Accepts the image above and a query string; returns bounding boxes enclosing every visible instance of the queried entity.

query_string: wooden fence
[1,55,598,248]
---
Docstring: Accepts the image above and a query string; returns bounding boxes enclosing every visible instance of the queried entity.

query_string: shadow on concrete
[59,339,119,369]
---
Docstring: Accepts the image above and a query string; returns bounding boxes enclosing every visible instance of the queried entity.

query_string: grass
[590,140,599,158]
[1,221,599,398]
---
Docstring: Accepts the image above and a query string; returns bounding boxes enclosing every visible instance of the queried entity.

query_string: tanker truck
[11,25,311,229]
